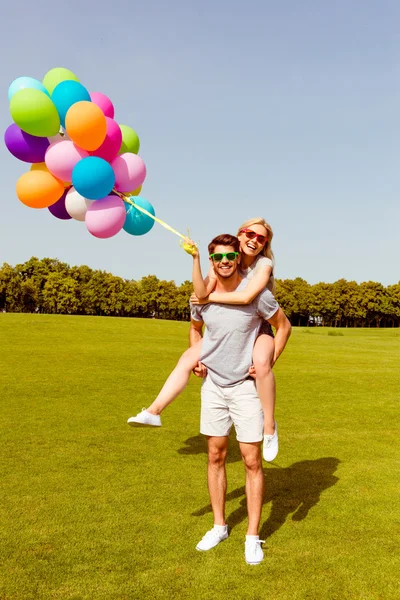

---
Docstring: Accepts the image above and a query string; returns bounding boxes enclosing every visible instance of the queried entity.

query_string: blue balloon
[52,81,91,127]
[8,77,50,101]
[123,196,155,236]
[72,157,115,200]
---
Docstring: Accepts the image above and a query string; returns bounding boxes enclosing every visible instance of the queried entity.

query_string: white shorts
[200,376,264,443]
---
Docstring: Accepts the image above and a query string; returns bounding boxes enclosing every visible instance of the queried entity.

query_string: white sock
[213,524,228,534]
[246,535,259,541]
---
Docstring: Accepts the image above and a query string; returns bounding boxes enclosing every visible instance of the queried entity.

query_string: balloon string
[113,190,198,255]
[114,191,186,239]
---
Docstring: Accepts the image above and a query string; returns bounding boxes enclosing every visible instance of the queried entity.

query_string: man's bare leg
[207,436,229,524]
[239,441,265,564]
[239,441,264,534]
[196,436,229,551]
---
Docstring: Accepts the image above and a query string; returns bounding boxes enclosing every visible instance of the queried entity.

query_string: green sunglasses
[209,252,239,262]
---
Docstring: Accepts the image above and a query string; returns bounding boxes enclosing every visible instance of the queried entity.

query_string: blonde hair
[237,217,276,293]
[237,217,275,265]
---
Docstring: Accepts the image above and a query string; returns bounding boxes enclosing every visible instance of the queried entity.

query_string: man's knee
[241,449,262,473]
[208,444,228,467]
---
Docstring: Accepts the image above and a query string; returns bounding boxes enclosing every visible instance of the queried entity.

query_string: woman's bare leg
[147,339,202,415]
[252,334,275,435]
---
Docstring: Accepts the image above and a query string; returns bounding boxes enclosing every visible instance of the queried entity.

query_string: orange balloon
[65,101,107,151]
[16,170,65,209]
[30,162,70,187]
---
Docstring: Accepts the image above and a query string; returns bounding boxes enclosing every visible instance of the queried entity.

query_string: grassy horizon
[1,314,399,599]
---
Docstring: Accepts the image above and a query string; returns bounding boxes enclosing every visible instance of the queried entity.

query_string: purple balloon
[48,189,72,220]
[4,123,50,163]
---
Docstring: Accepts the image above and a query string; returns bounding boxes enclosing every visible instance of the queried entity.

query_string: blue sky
[1,0,399,286]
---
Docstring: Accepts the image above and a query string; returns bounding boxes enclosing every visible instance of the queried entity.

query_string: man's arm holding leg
[267,308,292,365]
[190,317,204,346]
[190,317,207,377]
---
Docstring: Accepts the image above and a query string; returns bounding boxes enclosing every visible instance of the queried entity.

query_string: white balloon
[65,187,94,221]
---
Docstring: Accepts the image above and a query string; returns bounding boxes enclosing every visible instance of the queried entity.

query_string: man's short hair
[208,234,240,256]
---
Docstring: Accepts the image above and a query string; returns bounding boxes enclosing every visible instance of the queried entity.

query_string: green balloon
[42,67,79,95]
[10,88,60,137]
[119,125,140,155]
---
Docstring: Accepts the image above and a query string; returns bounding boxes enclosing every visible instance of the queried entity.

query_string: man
[190,233,291,565]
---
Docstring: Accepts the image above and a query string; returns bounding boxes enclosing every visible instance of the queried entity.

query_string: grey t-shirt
[190,278,279,387]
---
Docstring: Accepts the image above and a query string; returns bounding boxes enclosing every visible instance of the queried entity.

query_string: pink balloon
[85,195,126,238]
[111,153,147,192]
[90,118,122,162]
[90,92,114,118]
[45,141,89,182]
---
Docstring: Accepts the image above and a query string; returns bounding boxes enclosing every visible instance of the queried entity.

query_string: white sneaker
[245,538,265,565]
[263,421,278,462]
[196,526,228,551]
[127,409,162,427]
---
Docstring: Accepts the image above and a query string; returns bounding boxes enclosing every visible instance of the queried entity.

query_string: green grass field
[1,314,399,600]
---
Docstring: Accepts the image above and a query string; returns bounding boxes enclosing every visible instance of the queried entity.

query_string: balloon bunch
[4,67,157,239]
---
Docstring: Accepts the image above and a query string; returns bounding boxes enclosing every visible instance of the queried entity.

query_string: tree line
[0,257,399,327]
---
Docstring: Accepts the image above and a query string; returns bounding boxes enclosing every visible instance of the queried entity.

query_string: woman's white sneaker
[245,537,265,565]
[127,409,162,427]
[263,421,278,461]
[196,526,228,551]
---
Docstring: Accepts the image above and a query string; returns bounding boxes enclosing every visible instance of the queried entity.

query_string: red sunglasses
[240,228,268,244]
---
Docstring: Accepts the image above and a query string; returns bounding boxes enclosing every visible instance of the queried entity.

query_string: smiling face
[238,223,268,258]
[209,245,240,279]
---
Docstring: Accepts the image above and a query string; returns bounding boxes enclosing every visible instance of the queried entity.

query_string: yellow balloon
[30,163,69,187]
[127,185,142,196]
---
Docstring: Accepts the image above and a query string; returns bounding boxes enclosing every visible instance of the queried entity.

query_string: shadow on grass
[178,432,242,464]
[191,457,340,540]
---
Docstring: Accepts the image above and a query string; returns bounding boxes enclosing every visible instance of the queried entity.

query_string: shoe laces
[203,528,223,542]
[264,422,277,444]
[246,539,265,553]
